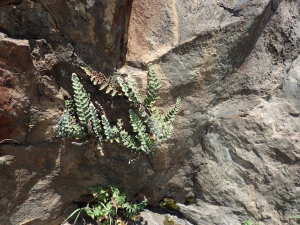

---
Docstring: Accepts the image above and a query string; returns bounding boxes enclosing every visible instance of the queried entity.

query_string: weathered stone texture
[1,0,300,224]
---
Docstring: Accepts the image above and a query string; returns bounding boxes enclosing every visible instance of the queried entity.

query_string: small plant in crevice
[61,185,147,225]
[55,63,181,156]
[184,196,196,205]
[290,214,300,222]
[163,216,179,225]
[159,198,178,210]
[242,219,260,225]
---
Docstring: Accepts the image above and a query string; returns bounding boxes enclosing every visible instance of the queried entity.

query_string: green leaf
[71,73,91,132]
[61,208,82,225]
[144,63,161,108]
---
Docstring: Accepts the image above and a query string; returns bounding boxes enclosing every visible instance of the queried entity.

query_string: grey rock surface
[134,208,194,225]
[1,0,300,224]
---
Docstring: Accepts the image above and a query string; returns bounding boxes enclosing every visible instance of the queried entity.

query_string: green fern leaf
[116,77,143,106]
[55,110,74,138]
[128,109,155,153]
[89,103,102,137]
[57,66,181,157]
[72,123,86,139]
[125,78,143,105]
[101,115,119,142]
[65,100,75,112]
[99,84,107,90]
[162,124,174,140]
[129,109,146,133]
[56,110,87,139]
[144,63,161,108]
[162,97,181,124]
[72,73,92,131]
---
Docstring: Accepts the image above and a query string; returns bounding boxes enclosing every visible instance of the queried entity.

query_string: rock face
[1,0,300,224]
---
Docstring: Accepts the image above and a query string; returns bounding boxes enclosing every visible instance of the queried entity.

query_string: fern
[162,97,181,124]
[55,110,74,139]
[139,96,180,144]
[72,73,92,131]
[56,110,86,139]
[101,115,119,143]
[116,77,142,106]
[129,109,155,154]
[125,78,143,105]
[90,103,102,137]
[58,74,97,141]
[162,124,174,140]
[83,66,120,97]
[72,124,86,139]
[56,64,181,156]
[84,66,143,107]
[144,63,161,108]
[119,129,136,150]
[65,100,75,112]
[139,107,163,141]
[90,103,103,149]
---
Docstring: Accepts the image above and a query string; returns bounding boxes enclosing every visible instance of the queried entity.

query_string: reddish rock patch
[0,115,15,141]
[0,86,13,112]
[0,69,15,140]
[0,38,34,73]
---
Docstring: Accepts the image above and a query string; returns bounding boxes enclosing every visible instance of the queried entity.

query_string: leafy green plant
[159,198,178,210]
[290,215,300,220]
[56,64,181,156]
[289,214,300,224]
[242,220,253,225]
[184,196,196,205]
[242,219,260,225]
[61,185,147,225]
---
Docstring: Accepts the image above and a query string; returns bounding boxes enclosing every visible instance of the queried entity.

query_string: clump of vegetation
[62,185,147,225]
[55,64,181,156]
[159,198,178,210]
[242,219,260,225]
[184,196,196,205]
[290,215,300,221]
[163,216,179,225]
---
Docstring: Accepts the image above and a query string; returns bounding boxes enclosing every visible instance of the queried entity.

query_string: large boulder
[1,0,300,224]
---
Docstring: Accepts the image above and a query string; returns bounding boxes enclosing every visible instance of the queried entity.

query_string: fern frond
[162,124,174,140]
[129,109,146,133]
[55,110,74,139]
[139,106,163,141]
[82,67,120,97]
[116,77,142,106]
[125,78,143,105]
[62,110,74,137]
[72,73,91,131]
[129,109,155,154]
[152,109,164,125]
[119,129,137,150]
[162,97,181,124]
[81,66,106,87]
[90,103,102,137]
[139,96,180,144]
[101,115,119,143]
[56,110,86,139]
[72,123,87,139]
[144,63,161,108]
[65,100,75,113]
